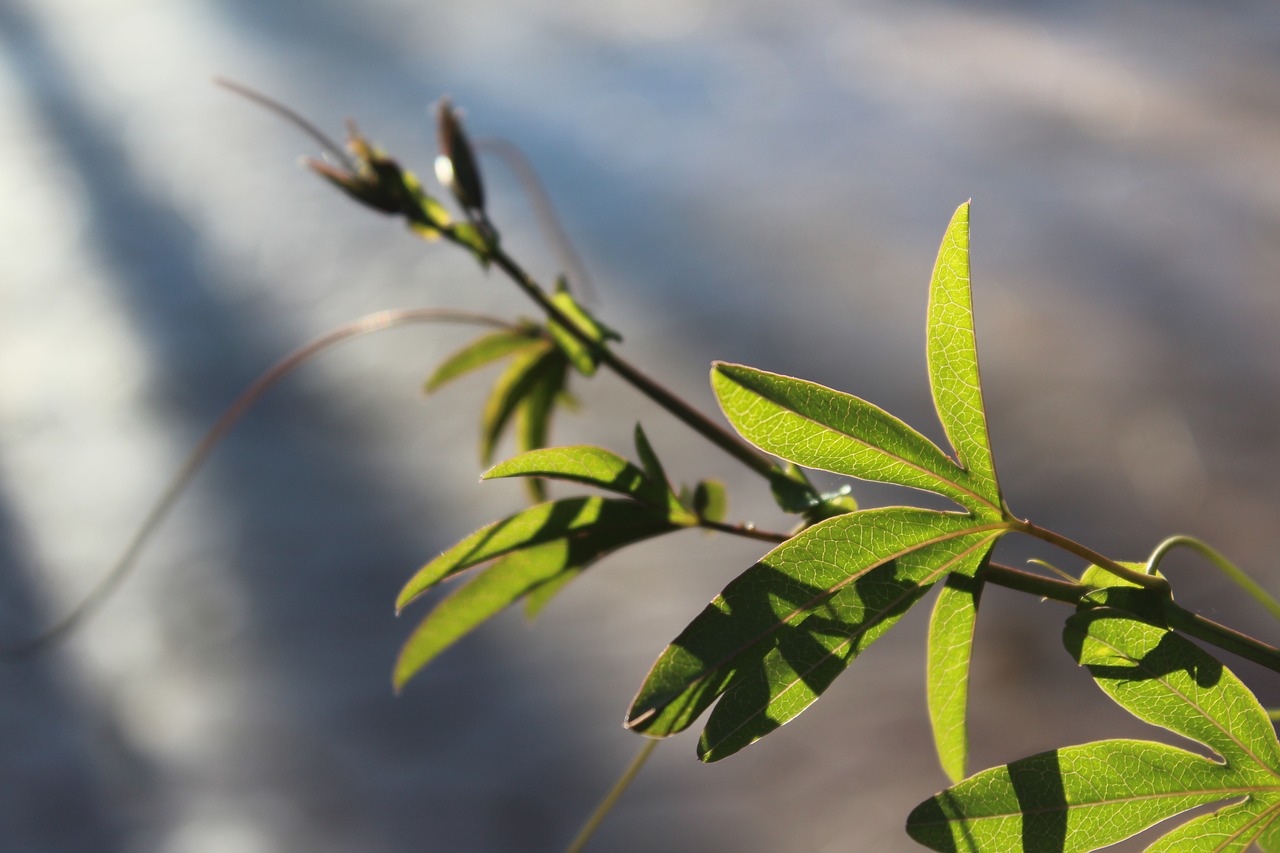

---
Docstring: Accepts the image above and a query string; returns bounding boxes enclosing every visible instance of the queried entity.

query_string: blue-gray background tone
[2,2,1278,851]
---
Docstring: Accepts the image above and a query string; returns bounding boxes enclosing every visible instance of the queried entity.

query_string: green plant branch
[1146,535,1280,623]
[474,137,597,302]
[696,519,791,543]
[1009,519,1170,592]
[473,238,781,484]
[983,561,1280,674]
[0,308,515,660]
[692,518,1280,672]
[984,561,1086,604]
[565,738,659,853]
[1164,603,1280,674]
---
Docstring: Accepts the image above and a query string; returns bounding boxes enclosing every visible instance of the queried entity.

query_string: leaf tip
[623,706,656,732]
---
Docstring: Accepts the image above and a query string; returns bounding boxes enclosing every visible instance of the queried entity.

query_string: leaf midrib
[1086,629,1280,781]
[634,520,1009,721]
[734,375,1001,517]
[702,531,1002,756]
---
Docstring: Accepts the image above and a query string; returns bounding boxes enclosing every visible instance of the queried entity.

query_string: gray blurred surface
[1,1,1279,851]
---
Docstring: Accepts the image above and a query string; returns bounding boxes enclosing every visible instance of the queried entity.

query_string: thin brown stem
[983,561,1280,674]
[215,78,357,173]
[698,519,791,544]
[1,309,514,659]
[1009,519,1169,592]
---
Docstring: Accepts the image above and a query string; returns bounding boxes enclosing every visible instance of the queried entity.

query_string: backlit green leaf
[691,480,727,524]
[480,342,559,465]
[908,602,1280,851]
[625,508,1009,754]
[397,496,678,612]
[908,740,1227,853]
[394,541,569,690]
[927,569,987,785]
[423,327,542,393]
[394,506,674,690]
[484,445,678,514]
[547,284,619,376]
[514,353,569,502]
[927,202,1001,508]
[712,363,1000,518]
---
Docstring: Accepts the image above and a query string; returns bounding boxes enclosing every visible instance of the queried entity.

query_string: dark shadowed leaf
[484,445,681,515]
[394,507,676,689]
[514,354,569,502]
[397,496,678,612]
[625,508,1009,759]
[480,342,561,465]
[691,480,727,524]
[633,424,669,493]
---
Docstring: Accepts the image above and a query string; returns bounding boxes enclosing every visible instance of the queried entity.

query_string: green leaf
[394,502,681,690]
[547,283,620,377]
[927,202,1001,507]
[424,327,542,394]
[712,363,1001,519]
[633,424,668,492]
[522,564,580,619]
[480,342,559,465]
[768,463,822,515]
[394,541,568,690]
[927,568,987,785]
[451,221,496,264]
[803,486,860,525]
[484,445,679,514]
[397,496,678,612]
[691,480,727,524]
[908,740,1229,853]
[908,604,1280,852]
[514,353,569,502]
[625,508,1008,758]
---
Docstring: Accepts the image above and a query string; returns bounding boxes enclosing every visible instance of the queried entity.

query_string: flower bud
[435,97,486,217]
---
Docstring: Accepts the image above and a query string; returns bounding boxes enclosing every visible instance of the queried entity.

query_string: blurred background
[1,1,1279,850]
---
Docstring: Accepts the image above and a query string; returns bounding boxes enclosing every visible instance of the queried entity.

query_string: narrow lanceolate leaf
[547,284,619,376]
[625,508,1009,756]
[513,354,569,502]
[908,740,1231,853]
[396,496,678,612]
[480,342,560,465]
[909,603,1280,852]
[633,424,669,494]
[712,363,999,518]
[394,511,670,690]
[394,541,568,690]
[484,445,679,515]
[927,202,1001,508]
[691,480,727,524]
[424,327,542,393]
[927,568,988,784]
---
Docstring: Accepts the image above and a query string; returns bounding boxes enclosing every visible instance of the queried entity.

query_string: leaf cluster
[284,98,1280,852]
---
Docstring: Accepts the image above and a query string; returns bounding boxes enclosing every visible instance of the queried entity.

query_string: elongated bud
[435,97,486,217]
